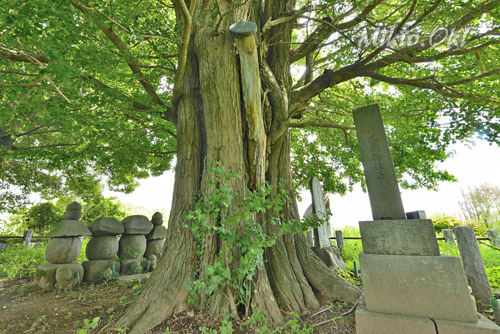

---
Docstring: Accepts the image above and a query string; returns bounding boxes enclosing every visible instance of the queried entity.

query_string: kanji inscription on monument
[353,104,405,220]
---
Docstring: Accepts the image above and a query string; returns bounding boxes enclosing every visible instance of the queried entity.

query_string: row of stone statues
[34,202,167,291]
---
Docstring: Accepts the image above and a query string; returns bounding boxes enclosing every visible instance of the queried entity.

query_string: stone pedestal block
[435,316,500,334]
[82,260,120,282]
[406,210,426,219]
[359,219,440,256]
[34,263,83,291]
[118,235,147,259]
[356,297,500,334]
[356,297,436,334]
[145,239,165,258]
[359,253,477,323]
[45,237,82,264]
[86,236,119,260]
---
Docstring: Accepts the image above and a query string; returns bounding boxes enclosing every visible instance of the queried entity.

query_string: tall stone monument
[34,202,90,290]
[353,104,500,334]
[83,216,124,282]
[118,215,153,275]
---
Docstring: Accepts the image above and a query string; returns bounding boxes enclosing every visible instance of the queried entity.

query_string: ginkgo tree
[1,0,499,332]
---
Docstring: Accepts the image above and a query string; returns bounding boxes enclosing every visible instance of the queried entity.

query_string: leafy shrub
[478,244,500,293]
[429,213,462,233]
[0,237,89,279]
[185,162,285,314]
[4,203,63,236]
[337,227,362,269]
[77,238,89,263]
[0,244,46,279]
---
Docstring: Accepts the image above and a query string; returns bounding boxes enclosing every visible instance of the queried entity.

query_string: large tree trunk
[115,2,360,333]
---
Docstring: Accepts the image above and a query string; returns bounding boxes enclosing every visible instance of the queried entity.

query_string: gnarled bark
[115,2,361,333]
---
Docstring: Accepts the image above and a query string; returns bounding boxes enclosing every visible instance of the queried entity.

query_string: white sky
[105,139,500,228]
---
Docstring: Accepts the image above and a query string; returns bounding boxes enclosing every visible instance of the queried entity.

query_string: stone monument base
[356,297,500,334]
[359,252,477,322]
[82,260,120,282]
[34,262,83,291]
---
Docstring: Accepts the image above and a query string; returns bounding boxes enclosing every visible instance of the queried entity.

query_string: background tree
[2,202,63,235]
[1,0,499,332]
[460,183,500,230]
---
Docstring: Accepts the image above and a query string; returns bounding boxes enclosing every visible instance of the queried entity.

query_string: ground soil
[0,278,357,333]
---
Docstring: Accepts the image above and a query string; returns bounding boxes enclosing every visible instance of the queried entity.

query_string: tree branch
[123,143,176,155]
[288,121,354,130]
[361,67,500,90]
[290,0,383,63]
[171,0,197,113]
[69,0,177,124]
[404,40,500,63]
[11,143,79,150]
[290,0,500,114]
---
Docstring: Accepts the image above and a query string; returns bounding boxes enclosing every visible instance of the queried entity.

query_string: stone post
[310,176,330,248]
[454,226,493,305]
[486,229,500,248]
[442,229,456,244]
[406,211,426,219]
[335,230,345,251]
[22,229,33,248]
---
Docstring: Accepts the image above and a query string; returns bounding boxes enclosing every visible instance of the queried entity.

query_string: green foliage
[439,240,500,293]
[0,244,46,279]
[0,1,178,211]
[185,162,288,312]
[0,0,498,212]
[1,196,127,236]
[429,213,463,233]
[77,238,90,263]
[241,311,313,334]
[54,195,128,225]
[4,202,63,235]
[120,279,145,306]
[338,227,363,269]
[81,196,128,225]
[482,245,500,294]
[0,237,88,279]
[76,317,100,334]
